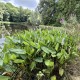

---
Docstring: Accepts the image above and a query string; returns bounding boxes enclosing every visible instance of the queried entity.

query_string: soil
[64,56,80,80]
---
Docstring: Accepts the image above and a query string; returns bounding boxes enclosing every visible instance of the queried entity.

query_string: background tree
[3,11,10,21]
[0,2,6,21]
[38,0,56,25]
[28,11,42,25]
[57,0,80,20]
[0,2,32,22]
[38,0,80,25]
[5,3,19,22]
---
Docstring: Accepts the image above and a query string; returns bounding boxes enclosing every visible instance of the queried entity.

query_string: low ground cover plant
[0,29,78,80]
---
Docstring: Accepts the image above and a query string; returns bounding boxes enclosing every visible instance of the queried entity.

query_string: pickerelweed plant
[0,29,78,80]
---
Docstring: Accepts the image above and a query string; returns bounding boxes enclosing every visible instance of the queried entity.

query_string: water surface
[0,23,28,47]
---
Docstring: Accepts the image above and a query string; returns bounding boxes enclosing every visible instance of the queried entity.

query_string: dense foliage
[0,2,31,22]
[38,0,80,25]
[27,11,42,25]
[1,0,80,26]
[0,29,77,80]
[0,2,42,25]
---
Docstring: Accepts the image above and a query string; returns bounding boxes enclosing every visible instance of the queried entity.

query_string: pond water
[0,23,28,47]
[0,22,40,48]
[0,34,5,44]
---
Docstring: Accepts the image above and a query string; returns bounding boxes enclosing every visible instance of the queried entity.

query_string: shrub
[0,29,77,80]
[61,14,78,30]
[27,11,42,26]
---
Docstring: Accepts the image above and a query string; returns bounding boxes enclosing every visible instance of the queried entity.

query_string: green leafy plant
[0,29,77,80]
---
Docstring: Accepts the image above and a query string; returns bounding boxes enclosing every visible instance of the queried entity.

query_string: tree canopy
[0,0,80,26]
[0,2,31,22]
[38,0,80,25]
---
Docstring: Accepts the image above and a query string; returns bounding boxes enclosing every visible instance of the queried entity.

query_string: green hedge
[0,29,77,80]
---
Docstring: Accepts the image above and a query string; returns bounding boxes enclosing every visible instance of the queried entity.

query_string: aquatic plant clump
[0,29,77,80]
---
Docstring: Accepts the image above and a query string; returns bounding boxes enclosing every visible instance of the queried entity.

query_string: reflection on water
[0,34,5,48]
[0,23,28,47]
[0,37,5,47]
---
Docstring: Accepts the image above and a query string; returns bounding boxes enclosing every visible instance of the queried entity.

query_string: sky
[1,0,40,10]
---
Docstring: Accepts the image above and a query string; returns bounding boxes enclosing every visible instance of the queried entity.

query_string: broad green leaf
[36,43,41,49]
[55,43,59,51]
[34,57,43,63]
[9,48,26,54]
[59,68,64,76]
[72,52,79,57]
[6,36,12,41]
[57,49,69,64]
[59,56,64,64]
[42,69,50,74]
[3,54,10,64]
[51,75,56,80]
[4,65,15,72]
[57,52,62,59]
[23,41,29,46]
[30,41,35,47]
[30,48,35,54]
[0,75,10,80]
[42,52,46,58]
[45,60,54,67]
[10,54,16,60]
[51,52,56,58]
[57,49,67,59]
[61,49,66,54]
[51,54,56,58]
[41,47,50,54]
[14,59,25,63]
[41,47,54,54]
[30,62,36,71]
[39,41,45,46]
[20,54,26,60]
[20,34,26,40]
